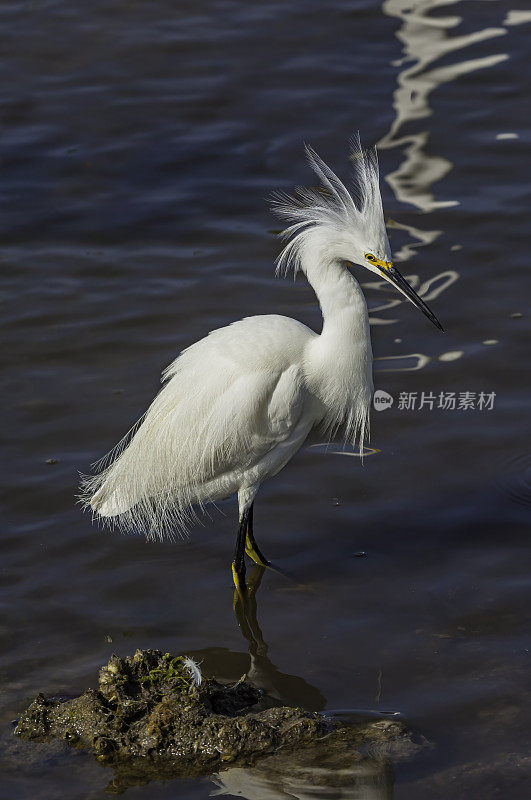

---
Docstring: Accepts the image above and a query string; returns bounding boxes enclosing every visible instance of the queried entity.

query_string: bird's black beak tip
[428,314,444,332]
[388,266,445,334]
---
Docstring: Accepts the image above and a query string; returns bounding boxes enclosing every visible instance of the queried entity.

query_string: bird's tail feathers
[79,361,260,541]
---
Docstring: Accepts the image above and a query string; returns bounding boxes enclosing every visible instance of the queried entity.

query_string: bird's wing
[265,363,307,439]
[165,361,307,482]
[83,317,312,538]
[156,314,313,481]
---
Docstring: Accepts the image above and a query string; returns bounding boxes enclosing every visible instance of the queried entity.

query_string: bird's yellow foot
[244,532,269,567]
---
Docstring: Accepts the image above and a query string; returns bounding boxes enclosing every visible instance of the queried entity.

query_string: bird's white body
[87,259,372,539]
[82,139,441,544]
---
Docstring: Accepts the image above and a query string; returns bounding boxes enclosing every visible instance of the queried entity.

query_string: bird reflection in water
[208,568,397,800]
[230,564,325,711]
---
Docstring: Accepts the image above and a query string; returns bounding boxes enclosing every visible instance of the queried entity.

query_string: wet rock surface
[15,649,425,784]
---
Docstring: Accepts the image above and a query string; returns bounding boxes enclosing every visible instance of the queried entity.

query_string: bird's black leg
[232,507,249,598]
[244,504,270,567]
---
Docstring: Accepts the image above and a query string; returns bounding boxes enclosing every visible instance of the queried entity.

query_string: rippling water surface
[1,1,530,797]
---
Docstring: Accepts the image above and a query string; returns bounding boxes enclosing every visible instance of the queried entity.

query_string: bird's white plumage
[80,138,399,541]
[272,136,390,279]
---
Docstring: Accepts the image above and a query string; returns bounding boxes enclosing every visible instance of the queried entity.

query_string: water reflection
[211,757,394,800]
[208,571,396,800]
[503,10,531,27]
[379,0,507,212]
[366,270,458,326]
[227,565,325,710]
[375,352,431,372]
[309,443,381,458]
[383,217,442,264]
[370,0,509,340]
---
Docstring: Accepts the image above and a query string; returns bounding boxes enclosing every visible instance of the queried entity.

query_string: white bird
[81,137,443,594]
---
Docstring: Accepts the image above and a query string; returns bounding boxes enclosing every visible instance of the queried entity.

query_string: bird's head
[272,137,443,332]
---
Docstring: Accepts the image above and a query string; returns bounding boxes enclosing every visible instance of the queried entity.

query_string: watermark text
[374,391,496,411]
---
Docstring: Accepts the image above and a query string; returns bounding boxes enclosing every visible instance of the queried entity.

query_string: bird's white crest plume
[271,134,388,279]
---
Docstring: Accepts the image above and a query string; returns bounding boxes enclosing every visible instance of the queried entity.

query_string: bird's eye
[365,253,376,263]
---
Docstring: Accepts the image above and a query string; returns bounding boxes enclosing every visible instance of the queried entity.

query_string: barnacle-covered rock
[15,650,327,768]
[15,649,426,784]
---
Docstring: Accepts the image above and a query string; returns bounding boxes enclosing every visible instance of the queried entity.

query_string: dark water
[1,0,530,796]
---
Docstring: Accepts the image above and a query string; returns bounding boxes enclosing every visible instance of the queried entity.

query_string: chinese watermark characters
[373,390,496,411]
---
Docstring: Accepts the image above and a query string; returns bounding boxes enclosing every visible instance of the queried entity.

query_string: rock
[15,649,426,784]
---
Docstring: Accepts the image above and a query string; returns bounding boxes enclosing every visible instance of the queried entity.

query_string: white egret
[81,137,443,593]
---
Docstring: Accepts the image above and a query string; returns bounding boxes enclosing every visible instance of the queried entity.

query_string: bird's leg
[232,507,249,600]
[244,504,270,567]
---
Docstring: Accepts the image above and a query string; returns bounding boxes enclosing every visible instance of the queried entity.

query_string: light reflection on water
[309,444,382,458]
[383,217,442,264]
[366,270,459,327]
[211,759,394,800]
[375,352,432,372]
[379,0,507,212]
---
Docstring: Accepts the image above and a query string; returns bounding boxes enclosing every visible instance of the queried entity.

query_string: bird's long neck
[300,239,373,448]
[301,244,371,347]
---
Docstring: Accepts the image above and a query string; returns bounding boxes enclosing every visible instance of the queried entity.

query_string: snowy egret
[81,137,443,594]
